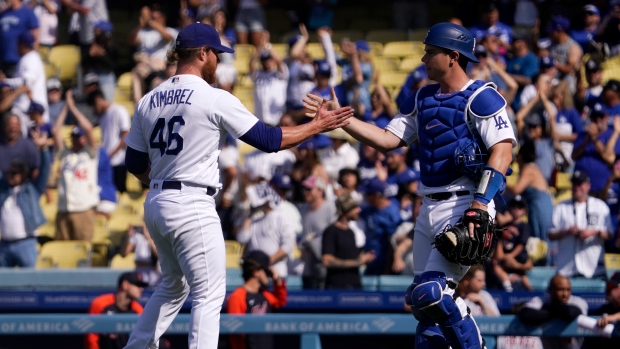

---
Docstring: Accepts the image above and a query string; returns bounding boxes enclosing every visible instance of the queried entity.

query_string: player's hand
[302,87,341,116]
[312,98,354,132]
[467,200,487,239]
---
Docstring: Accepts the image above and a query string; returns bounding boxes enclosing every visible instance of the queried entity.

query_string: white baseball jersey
[385,80,517,195]
[252,65,289,127]
[550,197,612,278]
[242,149,296,182]
[125,74,259,188]
[99,103,131,167]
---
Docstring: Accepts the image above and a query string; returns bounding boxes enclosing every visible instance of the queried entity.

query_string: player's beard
[202,59,217,85]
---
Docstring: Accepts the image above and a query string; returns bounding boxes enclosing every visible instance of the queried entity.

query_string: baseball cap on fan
[118,271,148,288]
[175,23,234,53]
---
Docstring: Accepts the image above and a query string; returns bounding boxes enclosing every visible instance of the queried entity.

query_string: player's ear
[449,51,460,63]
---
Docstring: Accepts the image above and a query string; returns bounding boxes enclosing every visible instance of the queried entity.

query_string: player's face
[421,45,451,82]
[201,48,218,85]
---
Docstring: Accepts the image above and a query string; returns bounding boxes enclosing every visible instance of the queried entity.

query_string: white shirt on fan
[99,103,131,167]
[126,74,258,188]
[57,147,99,213]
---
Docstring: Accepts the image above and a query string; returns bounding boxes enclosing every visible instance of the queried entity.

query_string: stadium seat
[399,55,424,72]
[233,55,250,76]
[373,56,399,73]
[526,238,548,264]
[382,41,423,59]
[270,43,289,59]
[286,276,303,290]
[555,172,572,191]
[227,275,245,291]
[48,45,81,83]
[234,44,256,58]
[36,240,92,268]
[225,240,243,269]
[528,277,550,291]
[306,42,326,59]
[605,253,620,269]
[362,276,379,291]
[366,30,408,43]
[378,275,411,291]
[379,71,409,90]
[526,266,556,280]
[38,222,56,239]
[367,41,384,57]
[110,252,136,269]
[44,62,58,79]
[569,278,606,293]
[115,72,133,102]
[227,268,242,278]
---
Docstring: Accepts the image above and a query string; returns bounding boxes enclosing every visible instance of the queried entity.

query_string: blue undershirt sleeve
[238,120,283,153]
[125,147,150,174]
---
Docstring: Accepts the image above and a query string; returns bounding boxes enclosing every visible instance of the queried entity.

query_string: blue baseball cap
[19,31,35,48]
[548,16,570,32]
[355,40,370,52]
[363,178,388,196]
[583,4,600,15]
[270,174,293,190]
[71,127,85,137]
[175,23,234,53]
[94,20,113,33]
[411,68,427,83]
[387,147,405,156]
[28,101,45,114]
[316,60,331,76]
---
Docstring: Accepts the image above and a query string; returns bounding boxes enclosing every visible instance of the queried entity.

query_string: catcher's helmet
[423,22,479,63]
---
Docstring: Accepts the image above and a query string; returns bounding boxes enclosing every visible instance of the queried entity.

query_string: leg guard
[415,322,450,349]
[407,271,482,349]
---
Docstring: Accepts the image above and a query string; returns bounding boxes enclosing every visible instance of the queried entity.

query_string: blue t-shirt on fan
[0,5,39,65]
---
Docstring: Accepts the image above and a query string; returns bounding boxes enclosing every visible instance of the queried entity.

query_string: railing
[0,314,613,349]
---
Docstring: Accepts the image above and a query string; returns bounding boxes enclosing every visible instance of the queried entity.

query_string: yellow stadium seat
[373,56,399,73]
[605,253,620,269]
[110,252,136,269]
[116,100,135,117]
[366,30,407,44]
[237,74,254,88]
[234,44,256,58]
[44,62,58,79]
[526,238,548,264]
[382,41,424,59]
[115,72,133,102]
[38,222,56,239]
[367,41,384,57]
[36,240,92,268]
[233,55,250,75]
[270,43,288,59]
[555,172,572,191]
[379,71,409,89]
[305,43,327,59]
[38,46,51,62]
[225,240,243,268]
[48,45,81,83]
[399,55,424,72]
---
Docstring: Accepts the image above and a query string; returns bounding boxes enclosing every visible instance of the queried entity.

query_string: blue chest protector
[400,80,488,188]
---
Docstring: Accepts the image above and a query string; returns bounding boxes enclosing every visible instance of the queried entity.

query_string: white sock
[502,280,513,292]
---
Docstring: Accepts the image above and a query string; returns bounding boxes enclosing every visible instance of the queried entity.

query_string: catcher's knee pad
[415,322,450,349]
[405,272,447,323]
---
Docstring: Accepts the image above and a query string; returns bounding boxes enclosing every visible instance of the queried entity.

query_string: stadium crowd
[3,0,620,347]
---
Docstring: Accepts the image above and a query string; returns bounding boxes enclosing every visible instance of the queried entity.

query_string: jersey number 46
[149,115,185,156]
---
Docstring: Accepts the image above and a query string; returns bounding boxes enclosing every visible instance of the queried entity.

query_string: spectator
[26,101,51,142]
[362,80,397,129]
[241,147,296,185]
[87,89,130,194]
[2,31,48,134]
[0,81,29,115]
[62,0,108,53]
[226,250,287,349]
[516,105,557,184]
[0,114,40,180]
[360,178,402,275]
[357,143,386,184]
[233,0,267,47]
[68,72,100,126]
[285,25,315,121]
[335,167,362,202]
[319,128,359,182]
[85,271,147,349]
[577,58,604,108]
[129,4,178,75]
[52,90,99,242]
[506,33,539,111]
[518,275,588,349]
[547,15,583,93]
[519,73,553,118]
[26,0,58,49]
[122,224,161,287]
[82,20,118,102]
[550,82,582,172]
[0,0,39,78]
[469,2,513,50]
[201,7,236,93]
[269,174,302,238]
[583,271,620,346]
[238,183,296,280]
[322,192,374,289]
[46,78,65,125]
[0,129,50,268]
[392,224,414,275]
[384,147,418,200]
[217,135,239,239]
[595,0,620,57]
[549,170,612,279]
[309,59,333,100]
[95,147,117,220]
[249,42,289,127]
[600,157,620,253]
[395,65,428,108]
[298,175,336,289]
[570,4,602,54]
[572,102,620,196]
[339,39,373,115]
[457,265,500,317]
[492,196,534,291]
[601,79,620,121]
[290,137,329,202]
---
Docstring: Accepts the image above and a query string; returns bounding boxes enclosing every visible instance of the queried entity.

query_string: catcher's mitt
[434,208,498,266]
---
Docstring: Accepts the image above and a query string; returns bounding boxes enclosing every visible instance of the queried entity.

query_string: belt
[156,181,217,196]
[425,190,471,201]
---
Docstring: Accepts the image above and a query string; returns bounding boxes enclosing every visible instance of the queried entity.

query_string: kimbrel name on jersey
[149,89,195,109]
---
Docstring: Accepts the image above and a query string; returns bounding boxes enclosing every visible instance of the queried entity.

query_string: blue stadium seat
[483,336,497,349]
[527,267,556,280]
[569,278,606,293]
[378,275,411,291]
[226,276,244,291]
[362,276,379,291]
[528,277,550,291]
[286,276,303,290]
[226,268,242,278]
